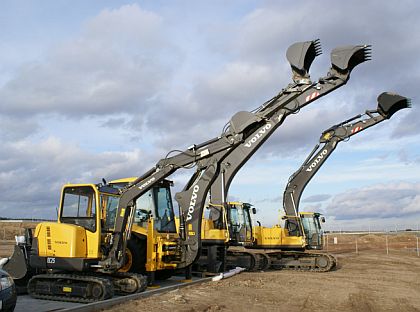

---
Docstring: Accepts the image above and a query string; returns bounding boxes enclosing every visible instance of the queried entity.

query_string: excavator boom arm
[283,92,410,216]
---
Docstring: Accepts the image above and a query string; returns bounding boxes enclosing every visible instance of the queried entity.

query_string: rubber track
[28,273,114,303]
[266,251,336,272]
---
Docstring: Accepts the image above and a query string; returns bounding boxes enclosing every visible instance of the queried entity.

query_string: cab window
[101,195,120,231]
[61,186,96,232]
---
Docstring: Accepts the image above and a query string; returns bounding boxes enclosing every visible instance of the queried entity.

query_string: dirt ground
[103,252,420,312]
[1,223,419,311]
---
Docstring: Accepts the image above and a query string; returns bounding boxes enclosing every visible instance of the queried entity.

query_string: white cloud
[0,136,155,218]
[0,4,174,118]
[326,182,420,220]
[303,194,331,203]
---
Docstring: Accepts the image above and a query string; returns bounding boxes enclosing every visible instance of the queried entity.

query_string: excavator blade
[286,39,322,79]
[331,45,371,73]
[377,92,411,119]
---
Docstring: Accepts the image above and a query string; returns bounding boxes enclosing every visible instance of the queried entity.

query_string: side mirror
[251,207,257,215]
[321,217,326,223]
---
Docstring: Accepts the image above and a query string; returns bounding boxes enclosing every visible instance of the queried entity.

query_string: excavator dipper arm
[283,92,411,217]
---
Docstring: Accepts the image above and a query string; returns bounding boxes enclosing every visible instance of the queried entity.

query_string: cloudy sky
[1,1,419,231]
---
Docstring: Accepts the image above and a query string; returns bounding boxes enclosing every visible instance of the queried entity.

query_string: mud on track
[103,252,420,312]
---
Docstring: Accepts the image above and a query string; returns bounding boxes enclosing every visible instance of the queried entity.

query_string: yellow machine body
[175,217,228,244]
[203,202,320,251]
[34,222,88,258]
[201,219,229,243]
[251,225,306,249]
[144,218,178,272]
[33,184,102,260]
[108,177,181,273]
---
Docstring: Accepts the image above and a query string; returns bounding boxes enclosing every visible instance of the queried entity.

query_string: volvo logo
[138,177,156,190]
[244,123,272,148]
[186,185,200,221]
[306,149,328,172]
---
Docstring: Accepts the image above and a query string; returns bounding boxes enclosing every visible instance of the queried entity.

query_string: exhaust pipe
[286,39,322,82]
[377,92,411,119]
[331,45,372,74]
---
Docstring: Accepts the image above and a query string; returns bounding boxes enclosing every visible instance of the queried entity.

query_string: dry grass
[0,222,39,258]
[0,221,39,240]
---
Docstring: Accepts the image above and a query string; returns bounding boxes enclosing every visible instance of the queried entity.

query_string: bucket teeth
[363,45,372,61]
[407,98,412,108]
[377,92,411,119]
[286,39,322,81]
[331,44,372,73]
[313,39,322,57]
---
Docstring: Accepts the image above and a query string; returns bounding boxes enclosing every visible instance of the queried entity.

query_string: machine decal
[305,91,320,102]
[306,149,328,172]
[138,177,156,190]
[351,126,363,134]
[244,123,272,148]
[186,184,200,221]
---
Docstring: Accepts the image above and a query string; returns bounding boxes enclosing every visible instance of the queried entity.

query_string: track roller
[110,272,148,295]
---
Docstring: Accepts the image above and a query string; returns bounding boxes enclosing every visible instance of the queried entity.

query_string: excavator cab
[299,212,324,250]
[226,202,254,245]
[108,178,176,233]
[61,185,100,233]
[134,182,176,233]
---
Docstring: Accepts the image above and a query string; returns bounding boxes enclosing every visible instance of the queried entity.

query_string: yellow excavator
[206,91,410,272]
[225,202,324,250]
[4,179,181,301]
[2,39,372,302]
[201,201,332,272]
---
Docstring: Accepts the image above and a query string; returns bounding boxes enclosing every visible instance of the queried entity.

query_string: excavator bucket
[3,245,28,280]
[377,92,411,119]
[286,39,322,80]
[2,244,33,294]
[331,45,371,73]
